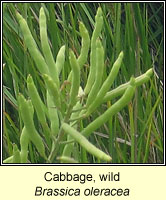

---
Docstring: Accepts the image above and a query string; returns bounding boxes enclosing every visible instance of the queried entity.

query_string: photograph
[2,2,164,164]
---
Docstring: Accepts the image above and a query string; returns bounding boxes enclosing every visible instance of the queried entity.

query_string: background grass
[2,2,164,163]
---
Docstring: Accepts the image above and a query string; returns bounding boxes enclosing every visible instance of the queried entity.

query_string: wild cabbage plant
[3,6,153,164]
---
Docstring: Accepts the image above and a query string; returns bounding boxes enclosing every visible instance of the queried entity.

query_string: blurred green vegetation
[3,2,164,163]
